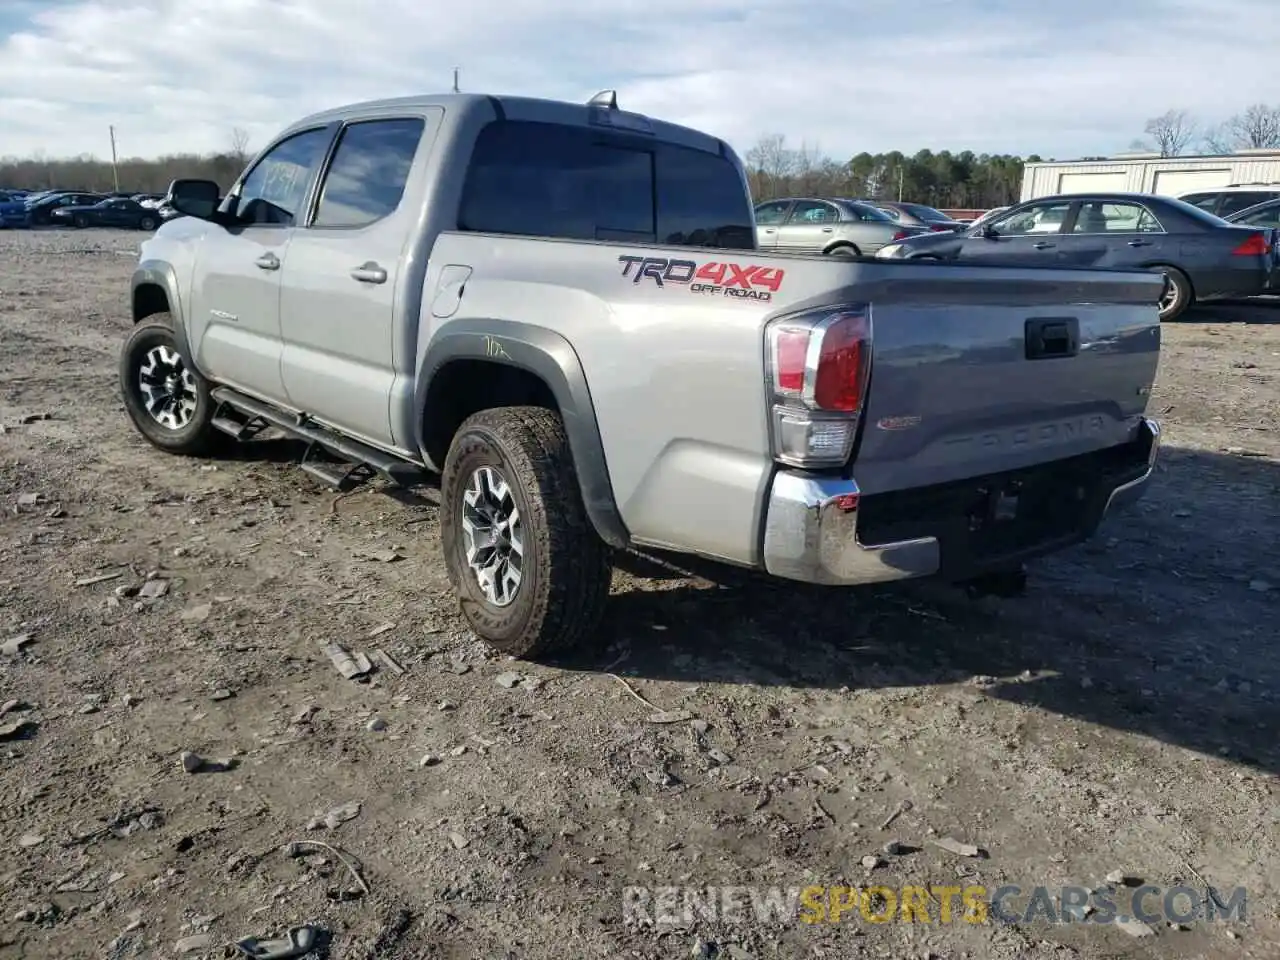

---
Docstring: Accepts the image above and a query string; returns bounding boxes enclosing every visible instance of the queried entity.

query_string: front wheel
[441,406,612,660]
[138,216,157,231]
[1155,267,1193,321]
[72,214,88,228]
[119,315,222,455]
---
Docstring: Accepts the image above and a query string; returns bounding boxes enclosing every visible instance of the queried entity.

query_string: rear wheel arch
[417,321,629,548]
[1141,262,1195,320]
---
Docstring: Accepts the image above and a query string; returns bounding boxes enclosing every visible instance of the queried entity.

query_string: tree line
[0,128,254,194]
[744,134,1038,208]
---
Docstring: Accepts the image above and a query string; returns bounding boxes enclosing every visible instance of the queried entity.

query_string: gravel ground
[1,227,1278,960]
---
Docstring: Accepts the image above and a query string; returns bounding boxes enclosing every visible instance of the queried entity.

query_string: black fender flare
[131,260,196,363]
[416,319,630,549]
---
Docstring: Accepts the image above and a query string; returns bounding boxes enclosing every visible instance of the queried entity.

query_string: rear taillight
[1233,232,1271,256]
[928,224,951,232]
[891,229,911,241]
[765,307,872,467]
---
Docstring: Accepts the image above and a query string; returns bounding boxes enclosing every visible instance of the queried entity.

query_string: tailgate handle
[1025,317,1079,360]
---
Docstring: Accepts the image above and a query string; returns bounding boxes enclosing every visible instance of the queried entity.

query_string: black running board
[209,386,425,488]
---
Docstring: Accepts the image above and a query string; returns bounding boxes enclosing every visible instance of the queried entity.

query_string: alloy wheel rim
[137,344,198,430]
[460,465,524,606]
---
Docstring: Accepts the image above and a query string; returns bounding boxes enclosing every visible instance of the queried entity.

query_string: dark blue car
[874,192,1276,321]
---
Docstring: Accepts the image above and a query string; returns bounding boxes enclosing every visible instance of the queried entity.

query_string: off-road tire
[441,406,613,659]
[1155,265,1193,321]
[119,314,222,456]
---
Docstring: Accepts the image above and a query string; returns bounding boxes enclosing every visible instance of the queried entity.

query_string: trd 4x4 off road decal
[617,255,785,302]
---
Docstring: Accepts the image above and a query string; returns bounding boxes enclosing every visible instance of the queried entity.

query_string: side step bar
[209,386,425,489]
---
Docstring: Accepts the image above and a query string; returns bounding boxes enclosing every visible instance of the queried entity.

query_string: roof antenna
[588,89,618,109]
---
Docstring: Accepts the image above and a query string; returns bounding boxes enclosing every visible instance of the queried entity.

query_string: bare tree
[1226,103,1280,149]
[744,134,797,199]
[229,127,252,166]
[1142,109,1197,157]
[1200,124,1234,154]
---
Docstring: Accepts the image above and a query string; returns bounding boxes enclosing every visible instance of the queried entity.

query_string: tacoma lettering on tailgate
[617,255,784,302]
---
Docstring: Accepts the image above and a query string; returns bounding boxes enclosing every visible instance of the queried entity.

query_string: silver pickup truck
[120,90,1163,659]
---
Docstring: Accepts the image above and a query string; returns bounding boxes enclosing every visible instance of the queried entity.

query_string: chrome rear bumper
[761,417,1161,587]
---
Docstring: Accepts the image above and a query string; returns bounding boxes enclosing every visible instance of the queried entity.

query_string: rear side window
[458,120,753,249]
[313,118,426,228]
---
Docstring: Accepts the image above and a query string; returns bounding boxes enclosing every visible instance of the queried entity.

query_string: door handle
[1127,239,1152,247]
[822,227,833,233]
[763,228,775,234]
[350,262,387,284]
[1032,241,1055,250]
[254,253,279,270]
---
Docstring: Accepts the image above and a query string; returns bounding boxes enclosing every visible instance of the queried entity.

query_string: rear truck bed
[755,260,1164,586]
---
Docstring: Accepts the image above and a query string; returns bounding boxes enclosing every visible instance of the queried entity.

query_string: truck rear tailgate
[844,265,1162,494]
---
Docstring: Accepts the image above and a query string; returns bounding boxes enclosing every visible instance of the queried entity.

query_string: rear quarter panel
[422,234,866,563]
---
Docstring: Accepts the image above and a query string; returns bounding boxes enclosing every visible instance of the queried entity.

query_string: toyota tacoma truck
[119,90,1163,659]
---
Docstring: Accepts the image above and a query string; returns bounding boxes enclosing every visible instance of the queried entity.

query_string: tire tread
[443,405,612,659]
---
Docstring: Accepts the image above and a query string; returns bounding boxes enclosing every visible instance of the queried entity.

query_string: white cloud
[1,0,1277,163]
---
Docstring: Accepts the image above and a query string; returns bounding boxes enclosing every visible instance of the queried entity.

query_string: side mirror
[165,179,221,219]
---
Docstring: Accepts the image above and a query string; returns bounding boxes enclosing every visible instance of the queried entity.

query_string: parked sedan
[874,192,1275,321]
[867,200,966,232]
[50,197,160,230]
[24,191,107,226]
[753,197,927,257]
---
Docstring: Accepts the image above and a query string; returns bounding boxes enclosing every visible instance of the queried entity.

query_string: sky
[1,0,1278,164]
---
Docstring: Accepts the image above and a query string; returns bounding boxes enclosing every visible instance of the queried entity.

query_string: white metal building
[1019,149,1280,200]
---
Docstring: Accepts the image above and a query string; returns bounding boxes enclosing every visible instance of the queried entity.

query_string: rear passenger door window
[312,118,425,228]
[458,120,754,249]
[459,122,653,242]
[1070,201,1163,233]
[234,127,332,226]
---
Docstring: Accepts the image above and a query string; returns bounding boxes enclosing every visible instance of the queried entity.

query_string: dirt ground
[1,228,1277,960]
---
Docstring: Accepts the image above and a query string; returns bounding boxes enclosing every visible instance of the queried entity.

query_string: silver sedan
[753,197,929,257]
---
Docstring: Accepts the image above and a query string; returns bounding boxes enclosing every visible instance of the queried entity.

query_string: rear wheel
[119,314,222,455]
[1155,266,1193,321]
[72,214,88,228]
[441,406,612,660]
[825,244,860,258]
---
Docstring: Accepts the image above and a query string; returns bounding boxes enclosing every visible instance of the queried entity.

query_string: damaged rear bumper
[762,417,1161,586]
